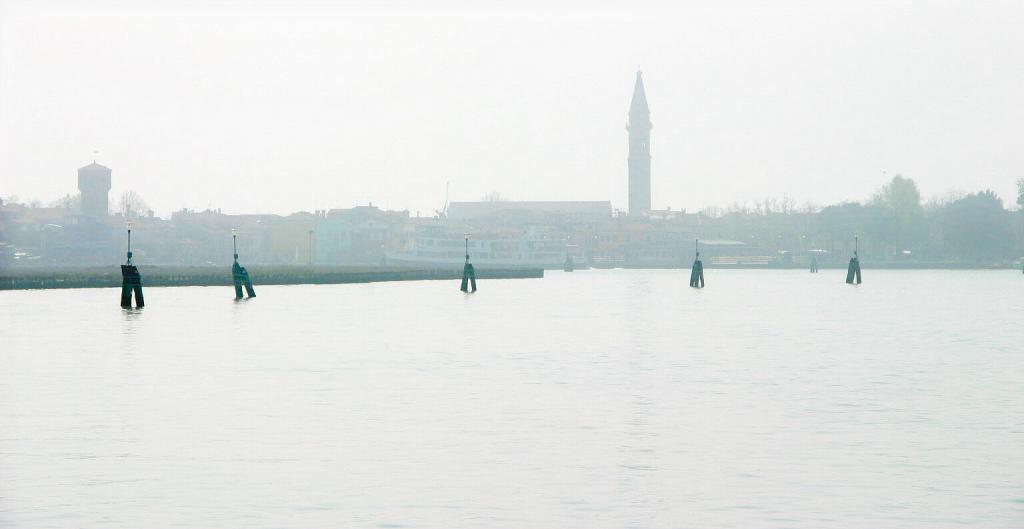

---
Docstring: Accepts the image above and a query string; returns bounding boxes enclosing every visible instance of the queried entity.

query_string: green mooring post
[689,238,705,288]
[845,236,862,285]
[120,221,144,308]
[810,256,819,273]
[564,254,574,272]
[460,235,477,293]
[231,229,255,299]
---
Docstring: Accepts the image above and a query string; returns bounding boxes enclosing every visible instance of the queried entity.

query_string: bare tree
[481,190,507,202]
[51,193,81,210]
[800,201,820,215]
[780,194,796,214]
[924,189,967,210]
[871,175,922,218]
[116,190,150,219]
[699,205,723,218]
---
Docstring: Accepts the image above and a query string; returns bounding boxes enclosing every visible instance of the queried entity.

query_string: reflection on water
[1,270,1023,528]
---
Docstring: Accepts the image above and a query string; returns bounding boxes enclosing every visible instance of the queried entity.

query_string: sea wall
[0,266,544,290]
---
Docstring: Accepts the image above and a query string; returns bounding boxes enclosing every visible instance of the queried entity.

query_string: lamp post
[126,220,134,264]
[232,228,238,261]
[119,219,144,308]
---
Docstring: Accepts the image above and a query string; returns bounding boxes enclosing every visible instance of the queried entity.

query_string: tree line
[698,176,1024,263]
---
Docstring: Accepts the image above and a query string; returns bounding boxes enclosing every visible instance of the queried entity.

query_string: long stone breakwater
[0,266,544,291]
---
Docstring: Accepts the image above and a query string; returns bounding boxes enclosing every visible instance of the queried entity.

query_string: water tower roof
[78,162,111,172]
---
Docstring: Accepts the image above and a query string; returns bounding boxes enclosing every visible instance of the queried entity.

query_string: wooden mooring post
[119,221,144,308]
[689,238,705,288]
[460,234,477,293]
[845,236,862,285]
[231,229,255,299]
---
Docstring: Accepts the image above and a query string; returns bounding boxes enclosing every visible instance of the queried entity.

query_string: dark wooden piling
[460,236,477,293]
[231,261,255,299]
[689,239,705,288]
[845,236,862,285]
[231,232,255,299]
[845,257,861,284]
[119,223,144,308]
[810,256,819,273]
[460,262,477,292]
[242,271,255,297]
[120,264,144,308]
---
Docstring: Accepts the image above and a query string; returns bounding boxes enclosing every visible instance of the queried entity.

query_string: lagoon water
[1,269,1022,528]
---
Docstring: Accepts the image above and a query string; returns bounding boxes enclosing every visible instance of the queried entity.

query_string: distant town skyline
[1,1,1022,217]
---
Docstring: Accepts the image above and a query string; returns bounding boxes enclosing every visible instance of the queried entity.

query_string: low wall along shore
[0,266,544,291]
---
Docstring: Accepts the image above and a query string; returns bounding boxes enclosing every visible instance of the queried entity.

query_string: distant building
[266,212,318,264]
[78,162,111,218]
[627,71,652,215]
[447,201,612,222]
[314,217,352,264]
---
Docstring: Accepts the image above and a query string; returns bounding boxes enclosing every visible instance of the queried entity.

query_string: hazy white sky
[1,0,1021,216]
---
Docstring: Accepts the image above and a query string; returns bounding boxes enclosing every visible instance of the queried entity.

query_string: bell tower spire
[627,70,652,215]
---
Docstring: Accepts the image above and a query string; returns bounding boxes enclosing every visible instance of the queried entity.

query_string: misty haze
[1,1,1022,528]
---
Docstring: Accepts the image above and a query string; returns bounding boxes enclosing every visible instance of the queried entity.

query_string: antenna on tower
[92,150,98,163]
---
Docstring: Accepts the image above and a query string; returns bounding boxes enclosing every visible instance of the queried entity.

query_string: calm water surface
[1,269,1022,528]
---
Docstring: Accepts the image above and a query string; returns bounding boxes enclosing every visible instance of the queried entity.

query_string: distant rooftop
[78,162,111,172]
[447,201,612,221]
[700,239,746,246]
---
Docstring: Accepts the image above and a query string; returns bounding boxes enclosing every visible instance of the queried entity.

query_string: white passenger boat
[385,234,579,269]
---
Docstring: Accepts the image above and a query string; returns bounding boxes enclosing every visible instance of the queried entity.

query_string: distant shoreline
[591,262,1021,271]
[0,265,544,291]
[3,262,1021,291]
